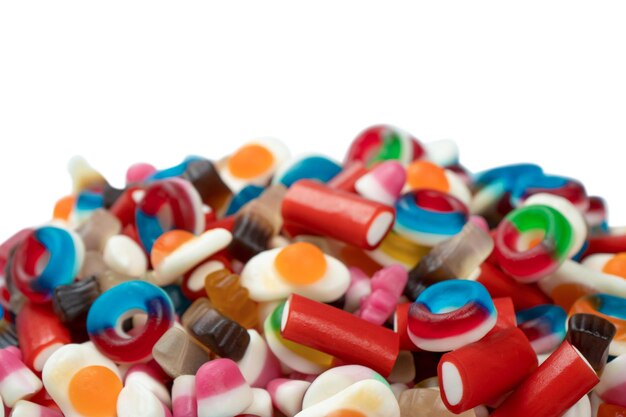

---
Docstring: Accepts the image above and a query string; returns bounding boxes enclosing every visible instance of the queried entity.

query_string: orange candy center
[275,242,327,285]
[69,366,123,417]
[228,144,274,179]
[53,195,76,221]
[406,160,449,192]
[151,229,195,267]
[603,253,626,279]
[326,410,368,417]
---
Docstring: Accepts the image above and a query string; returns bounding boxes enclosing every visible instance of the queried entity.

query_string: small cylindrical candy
[152,325,212,378]
[196,359,253,417]
[438,327,538,413]
[86,280,175,363]
[281,179,395,250]
[327,161,368,192]
[567,313,616,374]
[476,262,551,311]
[394,303,418,351]
[407,280,497,352]
[182,298,250,361]
[0,347,43,407]
[10,400,63,417]
[595,353,626,407]
[516,304,567,354]
[598,404,626,417]
[16,302,71,371]
[172,375,197,417]
[490,341,599,417]
[280,293,400,376]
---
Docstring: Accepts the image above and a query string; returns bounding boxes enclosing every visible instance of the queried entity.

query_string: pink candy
[196,358,253,417]
[356,265,408,325]
[355,161,406,206]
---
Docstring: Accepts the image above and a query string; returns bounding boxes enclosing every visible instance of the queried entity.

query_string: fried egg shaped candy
[150,228,232,286]
[218,137,289,192]
[241,242,350,303]
[42,342,122,417]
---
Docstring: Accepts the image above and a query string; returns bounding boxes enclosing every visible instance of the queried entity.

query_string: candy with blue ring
[145,156,203,182]
[407,280,497,352]
[135,177,205,253]
[11,225,85,304]
[394,189,468,247]
[510,172,588,211]
[516,304,567,354]
[273,155,342,187]
[87,280,175,363]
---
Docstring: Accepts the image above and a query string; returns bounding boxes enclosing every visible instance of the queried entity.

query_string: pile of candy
[1,124,625,417]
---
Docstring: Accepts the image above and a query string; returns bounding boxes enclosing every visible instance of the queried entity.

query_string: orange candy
[151,230,195,267]
[406,161,448,192]
[598,403,626,417]
[68,365,123,417]
[205,269,258,328]
[603,253,626,279]
[326,410,368,417]
[228,144,275,179]
[53,195,76,221]
[275,242,327,285]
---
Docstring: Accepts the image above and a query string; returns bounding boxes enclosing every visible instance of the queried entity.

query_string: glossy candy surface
[86,281,175,363]
[407,280,497,352]
[395,190,469,247]
[11,226,85,303]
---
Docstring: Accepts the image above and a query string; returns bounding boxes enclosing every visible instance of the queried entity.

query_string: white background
[1,1,625,241]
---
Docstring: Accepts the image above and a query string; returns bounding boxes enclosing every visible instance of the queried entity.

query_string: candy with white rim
[236,329,282,388]
[117,380,172,417]
[9,400,64,417]
[42,342,122,417]
[195,358,253,417]
[267,378,310,417]
[241,242,350,303]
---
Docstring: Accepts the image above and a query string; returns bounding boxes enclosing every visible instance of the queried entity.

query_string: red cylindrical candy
[394,302,419,351]
[281,179,395,250]
[280,294,399,376]
[438,327,537,413]
[476,262,551,311]
[490,340,599,417]
[16,302,72,372]
[327,161,368,193]
[489,297,517,334]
